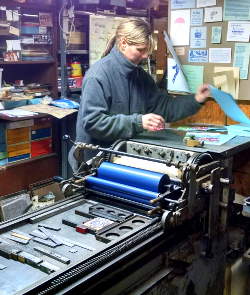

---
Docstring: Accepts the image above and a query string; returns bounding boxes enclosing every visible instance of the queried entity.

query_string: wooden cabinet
[0,0,60,196]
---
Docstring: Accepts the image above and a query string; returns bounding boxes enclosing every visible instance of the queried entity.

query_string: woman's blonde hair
[102,18,155,58]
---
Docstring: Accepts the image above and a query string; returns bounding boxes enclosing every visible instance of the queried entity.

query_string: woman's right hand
[142,113,165,131]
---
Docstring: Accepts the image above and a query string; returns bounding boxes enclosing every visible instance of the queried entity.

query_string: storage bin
[31,128,51,140]
[31,138,52,157]
[7,142,31,158]
[7,127,30,145]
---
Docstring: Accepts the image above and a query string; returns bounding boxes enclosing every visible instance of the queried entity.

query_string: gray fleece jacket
[69,46,202,170]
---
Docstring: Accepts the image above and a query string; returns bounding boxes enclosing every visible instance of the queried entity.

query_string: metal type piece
[11,230,32,240]
[33,237,58,248]
[18,251,43,266]
[0,263,7,270]
[38,227,62,246]
[11,249,21,260]
[30,230,48,240]
[39,261,60,274]
[34,246,70,264]
[62,215,89,228]
[53,236,74,247]
[11,232,31,241]
[5,234,29,245]
[38,223,61,231]
[56,236,95,251]
[0,243,13,258]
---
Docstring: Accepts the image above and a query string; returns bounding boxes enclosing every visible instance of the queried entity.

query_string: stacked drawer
[31,117,53,158]
[0,117,53,166]
[0,122,7,166]
[7,120,33,163]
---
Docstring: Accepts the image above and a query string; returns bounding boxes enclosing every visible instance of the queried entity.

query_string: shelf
[0,1,56,11]
[58,87,82,93]
[4,153,57,169]
[59,50,89,55]
[0,60,55,65]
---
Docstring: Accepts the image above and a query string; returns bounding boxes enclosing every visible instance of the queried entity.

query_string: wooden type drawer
[7,127,30,145]
[31,138,52,157]
[7,142,31,158]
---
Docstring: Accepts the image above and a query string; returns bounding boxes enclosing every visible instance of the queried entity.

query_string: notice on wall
[197,0,216,8]
[190,26,207,48]
[167,58,190,93]
[170,9,190,46]
[171,0,195,9]
[182,65,204,93]
[226,21,250,42]
[209,48,231,63]
[188,50,208,62]
[204,6,222,22]
[211,26,222,43]
[224,0,250,21]
[191,9,204,26]
[233,43,250,79]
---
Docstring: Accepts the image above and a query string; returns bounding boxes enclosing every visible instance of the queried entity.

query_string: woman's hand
[142,113,165,131]
[195,84,210,103]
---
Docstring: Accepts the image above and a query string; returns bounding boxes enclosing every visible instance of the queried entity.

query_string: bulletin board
[168,0,250,100]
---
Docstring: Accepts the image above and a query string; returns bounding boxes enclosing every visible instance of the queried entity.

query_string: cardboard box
[69,32,85,45]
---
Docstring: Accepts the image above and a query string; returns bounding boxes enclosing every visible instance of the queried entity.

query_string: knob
[144,148,152,155]
[158,150,166,157]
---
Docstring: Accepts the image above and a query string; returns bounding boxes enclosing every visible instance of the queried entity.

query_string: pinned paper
[209,48,231,63]
[204,7,222,22]
[211,26,222,43]
[170,9,190,46]
[214,67,239,99]
[183,65,204,93]
[191,9,203,26]
[233,43,250,79]
[167,58,190,93]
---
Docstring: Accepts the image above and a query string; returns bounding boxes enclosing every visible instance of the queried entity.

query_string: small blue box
[31,128,51,140]
[21,25,39,34]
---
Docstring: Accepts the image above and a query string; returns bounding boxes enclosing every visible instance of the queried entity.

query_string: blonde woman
[69,18,209,171]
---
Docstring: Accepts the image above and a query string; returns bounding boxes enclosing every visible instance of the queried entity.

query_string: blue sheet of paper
[209,85,250,125]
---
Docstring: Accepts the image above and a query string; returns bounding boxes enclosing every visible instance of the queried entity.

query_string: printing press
[0,132,233,295]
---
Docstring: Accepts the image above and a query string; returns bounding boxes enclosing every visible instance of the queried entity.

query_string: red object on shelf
[31,138,52,157]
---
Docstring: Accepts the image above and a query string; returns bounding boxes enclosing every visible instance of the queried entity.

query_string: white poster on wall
[227,21,250,42]
[170,9,190,46]
[190,26,207,48]
[191,9,204,26]
[204,6,222,22]
[209,48,231,63]
[197,0,216,8]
